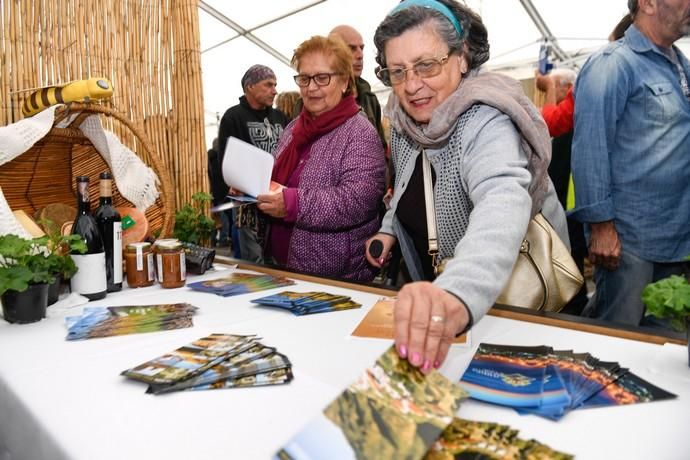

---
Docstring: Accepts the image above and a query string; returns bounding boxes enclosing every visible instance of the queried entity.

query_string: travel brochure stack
[65,303,198,340]
[460,343,676,420]
[187,272,295,296]
[121,333,292,394]
[276,346,572,460]
[251,291,362,315]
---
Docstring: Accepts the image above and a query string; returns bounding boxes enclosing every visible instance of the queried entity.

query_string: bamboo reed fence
[0,0,207,212]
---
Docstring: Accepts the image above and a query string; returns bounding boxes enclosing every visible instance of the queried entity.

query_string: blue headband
[390,0,463,38]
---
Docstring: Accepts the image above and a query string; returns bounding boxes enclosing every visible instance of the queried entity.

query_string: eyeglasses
[293,72,341,87]
[376,54,451,86]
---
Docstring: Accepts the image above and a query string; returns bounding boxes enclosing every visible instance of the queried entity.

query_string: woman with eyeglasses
[256,35,385,282]
[365,0,567,371]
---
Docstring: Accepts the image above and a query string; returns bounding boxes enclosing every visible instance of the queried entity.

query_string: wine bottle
[95,172,123,292]
[70,176,107,300]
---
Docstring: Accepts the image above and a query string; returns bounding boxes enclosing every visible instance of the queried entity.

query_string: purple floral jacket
[272,112,385,282]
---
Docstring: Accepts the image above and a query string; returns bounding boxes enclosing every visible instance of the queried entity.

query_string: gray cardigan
[380,104,568,325]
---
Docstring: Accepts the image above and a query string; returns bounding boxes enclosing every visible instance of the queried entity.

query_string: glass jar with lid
[124,242,155,288]
[154,239,186,288]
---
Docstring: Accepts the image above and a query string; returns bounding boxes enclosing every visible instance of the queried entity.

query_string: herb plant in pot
[172,192,216,275]
[642,274,690,366]
[0,234,54,323]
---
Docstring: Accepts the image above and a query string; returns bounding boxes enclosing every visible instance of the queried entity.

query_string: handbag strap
[422,150,442,272]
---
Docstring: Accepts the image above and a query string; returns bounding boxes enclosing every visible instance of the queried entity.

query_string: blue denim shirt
[571,25,690,262]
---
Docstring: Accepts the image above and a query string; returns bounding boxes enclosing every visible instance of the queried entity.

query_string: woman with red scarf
[256,35,386,282]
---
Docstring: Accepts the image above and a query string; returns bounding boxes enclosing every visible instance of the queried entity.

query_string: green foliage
[642,274,690,332]
[0,234,54,296]
[173,192,215,246]
[39,219,88,280]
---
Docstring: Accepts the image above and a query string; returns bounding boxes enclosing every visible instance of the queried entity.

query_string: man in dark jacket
[217,64,288,263]
[329,25,387,150]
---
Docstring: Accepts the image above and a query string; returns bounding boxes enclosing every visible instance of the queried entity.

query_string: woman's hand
[365,233,397,267]
[257,184,287,218]
[394,281,469,373]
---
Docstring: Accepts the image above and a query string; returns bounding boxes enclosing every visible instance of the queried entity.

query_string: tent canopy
[199,0,689,144]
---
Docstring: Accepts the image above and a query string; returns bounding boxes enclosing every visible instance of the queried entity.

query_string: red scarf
[272,95,359,185]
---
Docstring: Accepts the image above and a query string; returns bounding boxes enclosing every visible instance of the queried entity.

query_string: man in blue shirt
[571,0,690,327]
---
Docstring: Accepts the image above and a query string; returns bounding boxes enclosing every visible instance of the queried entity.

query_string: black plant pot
[47,276,62,306]
[1,283,48,324]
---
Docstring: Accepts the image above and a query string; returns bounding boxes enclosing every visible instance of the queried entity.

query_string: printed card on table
[351,298,469,345]
[276,345,468,460]
[187,272,295,297]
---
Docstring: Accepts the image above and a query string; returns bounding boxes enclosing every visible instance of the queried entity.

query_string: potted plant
[172,192,216,274]
[0,234,54,323]
[40,219,88,304]
[173,192,216,246]
[642,273,690,365]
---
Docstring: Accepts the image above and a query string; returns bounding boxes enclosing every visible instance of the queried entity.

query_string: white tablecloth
[1,266,688,460]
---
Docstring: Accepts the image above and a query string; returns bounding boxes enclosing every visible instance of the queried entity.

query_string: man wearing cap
[217,64,289,263]
[571,0,690,327]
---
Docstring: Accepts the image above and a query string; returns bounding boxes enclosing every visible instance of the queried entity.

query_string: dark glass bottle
[95,172,123,292]
[70,176,107,300]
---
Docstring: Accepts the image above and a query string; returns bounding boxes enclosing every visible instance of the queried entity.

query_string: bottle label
[113,222,123,283]
[71,253,107,295]
[147,253,155,281]
[157,254,164,282]
[180,252,186,281]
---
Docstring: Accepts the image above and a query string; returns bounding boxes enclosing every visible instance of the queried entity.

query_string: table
[1,263,688,460]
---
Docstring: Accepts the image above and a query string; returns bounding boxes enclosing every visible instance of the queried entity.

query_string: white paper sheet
[222,136,274,197]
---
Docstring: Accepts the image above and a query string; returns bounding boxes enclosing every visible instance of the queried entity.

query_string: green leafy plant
[0,234,55,296]
[642,274,690,332]
[39,219,88,280]
[173,192,215,246]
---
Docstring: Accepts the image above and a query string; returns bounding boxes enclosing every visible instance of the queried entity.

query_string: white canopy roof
[199,0,690,144]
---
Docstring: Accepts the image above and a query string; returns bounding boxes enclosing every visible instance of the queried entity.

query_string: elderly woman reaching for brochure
[366,0,567,371]
[257,35,385,282]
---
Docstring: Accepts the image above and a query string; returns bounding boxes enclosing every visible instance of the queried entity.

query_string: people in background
[329,24,387,150]
[366,0,567,371]
[571,0,690,328]
[275,91,301,121]
[535,67,588,316]
[217,64,289,263]
[256,35,385,282]
[206,138,232,248]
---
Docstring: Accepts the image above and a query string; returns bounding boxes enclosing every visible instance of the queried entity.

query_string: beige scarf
[386,70,552,216]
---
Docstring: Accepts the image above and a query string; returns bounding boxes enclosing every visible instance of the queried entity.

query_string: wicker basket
[0,102,174,237]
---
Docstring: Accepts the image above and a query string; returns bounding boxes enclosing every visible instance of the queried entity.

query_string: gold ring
[430,315,445,324]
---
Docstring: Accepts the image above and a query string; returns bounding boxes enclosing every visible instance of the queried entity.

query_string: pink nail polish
[399,344,408,358]
[433,360,441,369]
[411,352,421,366]
[378,257,385,266]
[422,360,431,371]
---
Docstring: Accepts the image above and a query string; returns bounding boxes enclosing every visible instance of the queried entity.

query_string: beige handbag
[422,151,584,312]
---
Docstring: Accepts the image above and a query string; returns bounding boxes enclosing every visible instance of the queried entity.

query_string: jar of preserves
[124,242,155,288]
[155,239,186,288]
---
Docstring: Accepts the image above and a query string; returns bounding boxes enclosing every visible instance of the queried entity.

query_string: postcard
[276,345,467,460]
[65,303,198,340]
[121,333,257,385]
[187,273,295,297]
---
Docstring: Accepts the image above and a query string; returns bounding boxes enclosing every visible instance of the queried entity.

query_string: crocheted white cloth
[0,105,160,237]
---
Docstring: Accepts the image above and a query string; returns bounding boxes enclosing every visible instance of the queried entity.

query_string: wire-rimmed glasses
[376,54,451,86]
